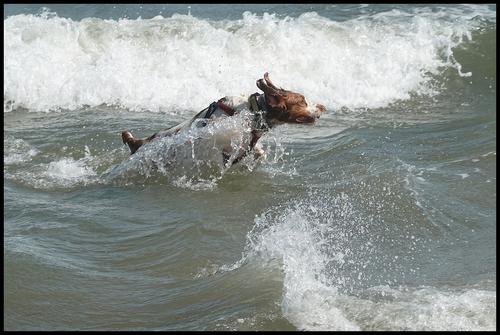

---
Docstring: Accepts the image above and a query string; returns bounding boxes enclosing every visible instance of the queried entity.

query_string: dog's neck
[258,94,286,130]
[249,93,275,132]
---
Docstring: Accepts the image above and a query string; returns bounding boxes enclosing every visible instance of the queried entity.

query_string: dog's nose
[314,104,326,119]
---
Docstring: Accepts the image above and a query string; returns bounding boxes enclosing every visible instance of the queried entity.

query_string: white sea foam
[364,284,496,331]
[45,157,96,181]
[4,6,493,113]
[4,136,39,165]
[236,191,496,330]
[36,145,96,187]
[6,145,99,190]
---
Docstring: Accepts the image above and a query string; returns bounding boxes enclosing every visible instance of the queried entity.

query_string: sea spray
[232,189,495,330]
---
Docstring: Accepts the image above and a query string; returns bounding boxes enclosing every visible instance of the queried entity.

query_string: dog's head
[256,72,325,125]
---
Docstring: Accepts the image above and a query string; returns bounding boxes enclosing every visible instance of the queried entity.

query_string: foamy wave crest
[4,7,492,112]
[233,191,495,330]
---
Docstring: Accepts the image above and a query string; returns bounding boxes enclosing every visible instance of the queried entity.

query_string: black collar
[248,93,273,131]
[256,94,267,112]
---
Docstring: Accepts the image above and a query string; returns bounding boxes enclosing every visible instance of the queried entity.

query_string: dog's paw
[121,130,144,155]
[254,146,267,160]
[122,130,134,144]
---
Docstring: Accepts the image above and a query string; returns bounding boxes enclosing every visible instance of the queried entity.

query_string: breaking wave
[4,5,495,113]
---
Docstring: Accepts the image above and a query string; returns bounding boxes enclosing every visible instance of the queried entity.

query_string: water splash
[103,110,281,190]
[209,189,495,330]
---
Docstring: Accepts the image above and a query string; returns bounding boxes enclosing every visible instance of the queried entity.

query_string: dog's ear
[266,93,287,111]
[256,78,276,94]
[256,78,268,93]
[264,72,283,91]
[257,73,284,94]
[256,78,286,111]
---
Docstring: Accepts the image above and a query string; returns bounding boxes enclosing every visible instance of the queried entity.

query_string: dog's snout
[313,104,326,119]
[316,104,326,113]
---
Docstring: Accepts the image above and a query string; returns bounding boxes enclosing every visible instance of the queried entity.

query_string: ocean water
[3,4,496,331]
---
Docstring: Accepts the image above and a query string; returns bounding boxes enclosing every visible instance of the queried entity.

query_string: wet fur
[121,72,325,165]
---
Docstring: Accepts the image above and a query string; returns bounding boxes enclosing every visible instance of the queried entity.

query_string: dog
[121,72,325,166]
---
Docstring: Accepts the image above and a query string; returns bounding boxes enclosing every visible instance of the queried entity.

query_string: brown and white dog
[121,72,325,166]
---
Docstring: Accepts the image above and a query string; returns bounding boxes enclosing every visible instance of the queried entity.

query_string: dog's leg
[253,142,267,160]
[222,152,231,167]
[122,130,147,155]
[224,146,265,167]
